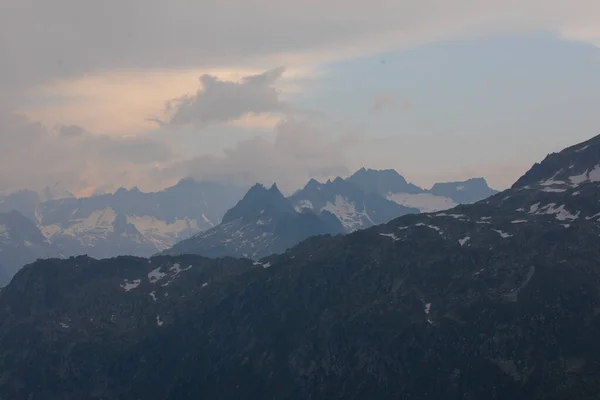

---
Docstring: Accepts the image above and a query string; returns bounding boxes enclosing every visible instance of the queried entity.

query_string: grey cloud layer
[2,0,599,94]
[0,111,173,193]
[164,67,287,126]
[157,118,352,192]
[0,62,356,194]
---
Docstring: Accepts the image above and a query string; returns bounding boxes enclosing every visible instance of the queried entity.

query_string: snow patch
[41,207,118,244]
[569,171,589,186]
[148,267,167,283]
[121,279,141,291]
[492,229,513,238]
[322,195,374,232]
[414,223,443,234]
[161,263,193,287]
[156,315,163,327]
[542,187,566,193]
[149,291,157,301]
[424,303,431,315]
[528,203,540,214]
[540,179,566,187]
[539,170,565,187]
[380,232,400,241]
[458,236,470,246]
[537,203,579,221]
[590,165,600,182]
[511,220,527,224]
[59,322,69,329]
[294,199,314,212]
[127,215,202,250]
[586,212,600,220]
[435,213,465,219]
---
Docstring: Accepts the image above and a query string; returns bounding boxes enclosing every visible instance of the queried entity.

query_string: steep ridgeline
[289,177,419,232]
[0,184,75,221]
[35,179,247,258]
[0,211,57,286]
[162,183,344,259]
[2,135,600,399]
[347,167,498,212]
[0,189,44,222]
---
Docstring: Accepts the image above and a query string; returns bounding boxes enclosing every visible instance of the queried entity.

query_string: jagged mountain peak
[269,182,281,193]
[302,178,323,191]
[289,175,419,233]
[221,182,293,224]
[512,134,600,191]
[347,167,423,195]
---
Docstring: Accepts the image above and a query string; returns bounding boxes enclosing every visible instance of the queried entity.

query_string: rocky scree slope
[1,135,600,398]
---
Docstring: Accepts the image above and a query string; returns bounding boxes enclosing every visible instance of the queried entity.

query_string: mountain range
[0,171,496,285]
[162,172,496,260]
[0,134,598,398]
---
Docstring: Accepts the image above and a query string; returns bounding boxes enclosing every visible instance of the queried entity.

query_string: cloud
[18,67,312,135]
[0,111,174,196]
[162,67,289,127]
[2,0,600,97]
[371,93,412,113]
[156,117,353,193]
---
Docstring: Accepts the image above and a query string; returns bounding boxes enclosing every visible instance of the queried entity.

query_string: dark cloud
[163,67,288,127]
[2,0,592,96]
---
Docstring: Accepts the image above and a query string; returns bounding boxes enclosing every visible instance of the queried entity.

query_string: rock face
[1,135,600,398]
[346,168,498,213]
[35,180,247,256]
[162,183,345,259]
[0,180,246,285]
[429,177,498,204]
[0,180,247,257]
[289,177,419,232]
[346,167,423,195]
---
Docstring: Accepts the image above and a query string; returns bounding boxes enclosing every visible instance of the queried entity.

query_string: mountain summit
[289,176,419,232]
[429,177,497,204]
[512,133,600,191]
[221,183,295,224]
[163,183,344,259]
[347,168,498,212]
[347,167,423,195]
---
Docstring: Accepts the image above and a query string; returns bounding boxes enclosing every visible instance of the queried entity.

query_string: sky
[2,0,600,196]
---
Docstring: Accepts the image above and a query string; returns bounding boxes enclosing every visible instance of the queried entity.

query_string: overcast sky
[2,0,600,196]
